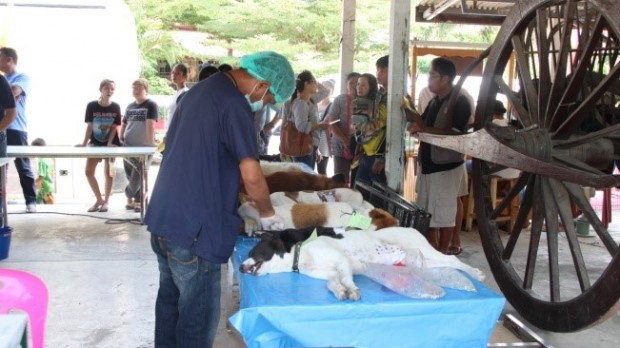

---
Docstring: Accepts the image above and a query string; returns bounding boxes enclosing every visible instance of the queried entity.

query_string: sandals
[447,246,463,256]
[87,203,102,212]
[133,203,142,213]
[125,204,135,210]
[88,202,109,212]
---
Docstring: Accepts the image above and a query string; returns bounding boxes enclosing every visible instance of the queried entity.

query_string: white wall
[2,0,141,200]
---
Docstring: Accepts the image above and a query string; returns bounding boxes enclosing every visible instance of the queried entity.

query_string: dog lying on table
[240,171,348,194]
[239,226,485,301]
[237,201,398,234]
[270,188,365,209]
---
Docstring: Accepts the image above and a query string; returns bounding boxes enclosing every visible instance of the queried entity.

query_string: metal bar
[502,313,552,348]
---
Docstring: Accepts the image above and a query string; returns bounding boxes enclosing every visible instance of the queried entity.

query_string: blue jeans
[356,154,387,185]
[123,155,152,201]
[6,129,37,204]
[293,146,317,171]
[150,235,222,348]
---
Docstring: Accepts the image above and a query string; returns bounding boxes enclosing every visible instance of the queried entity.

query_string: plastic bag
[362,263,445,299]
[417,267,477,292]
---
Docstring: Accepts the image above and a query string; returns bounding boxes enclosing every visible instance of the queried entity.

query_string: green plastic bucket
[575,220,590,236]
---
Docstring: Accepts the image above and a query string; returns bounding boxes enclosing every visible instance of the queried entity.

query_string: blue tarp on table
[229,236,505,348]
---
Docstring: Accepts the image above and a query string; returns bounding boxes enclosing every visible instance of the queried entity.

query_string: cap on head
[240,51,295,104]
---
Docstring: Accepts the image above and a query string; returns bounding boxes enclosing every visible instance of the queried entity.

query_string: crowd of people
[1,44,492,346]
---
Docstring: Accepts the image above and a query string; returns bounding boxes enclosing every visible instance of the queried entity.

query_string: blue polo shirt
[145,73,258,263]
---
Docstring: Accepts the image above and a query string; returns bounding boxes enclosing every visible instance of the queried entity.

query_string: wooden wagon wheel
[472,0,620,332]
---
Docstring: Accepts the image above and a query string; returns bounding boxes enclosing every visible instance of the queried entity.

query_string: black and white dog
[240,226,484,301]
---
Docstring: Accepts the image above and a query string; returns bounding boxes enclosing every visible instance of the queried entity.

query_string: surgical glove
[260,214,285,231]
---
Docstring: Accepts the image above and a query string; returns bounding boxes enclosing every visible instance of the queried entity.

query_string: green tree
[125,0,497,89]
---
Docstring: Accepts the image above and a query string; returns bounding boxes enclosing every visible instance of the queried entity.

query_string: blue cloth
[145,73,258,263]
[230,236,505,348]
[150,235,221,347]
[4,72,29,132]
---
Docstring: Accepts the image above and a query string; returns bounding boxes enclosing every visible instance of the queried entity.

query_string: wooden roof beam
[423,0,460,21]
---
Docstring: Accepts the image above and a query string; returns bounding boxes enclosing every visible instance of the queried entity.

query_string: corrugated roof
[415,0,516,25]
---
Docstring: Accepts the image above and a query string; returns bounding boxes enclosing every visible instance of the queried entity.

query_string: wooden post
[339,0,356,95]
[386,0,410,193]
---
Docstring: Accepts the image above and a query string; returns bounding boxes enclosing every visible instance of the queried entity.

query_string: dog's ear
[369,208,399,229]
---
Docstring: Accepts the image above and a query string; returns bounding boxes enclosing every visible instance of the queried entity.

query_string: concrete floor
[1,191,620,347]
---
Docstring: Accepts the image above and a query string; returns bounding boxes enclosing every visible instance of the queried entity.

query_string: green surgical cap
[240,51,295,104]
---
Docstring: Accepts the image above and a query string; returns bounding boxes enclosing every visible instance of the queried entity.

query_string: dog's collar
[292,242,302,272]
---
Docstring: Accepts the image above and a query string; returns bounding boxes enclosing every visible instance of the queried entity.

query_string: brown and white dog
[270,188,366,210]
[245,171,348,194]
[240,227,485,301]
[237,201,398,234]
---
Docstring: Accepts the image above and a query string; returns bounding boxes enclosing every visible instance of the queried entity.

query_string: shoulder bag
[279,102,313,157]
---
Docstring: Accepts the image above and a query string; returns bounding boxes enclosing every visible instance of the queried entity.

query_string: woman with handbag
[282,70,329,169]
[325,72,360,184]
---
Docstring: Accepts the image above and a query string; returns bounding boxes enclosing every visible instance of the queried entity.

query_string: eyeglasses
[428,74,443,81]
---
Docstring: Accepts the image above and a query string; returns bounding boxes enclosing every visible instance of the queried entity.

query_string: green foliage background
[125,0,497,94]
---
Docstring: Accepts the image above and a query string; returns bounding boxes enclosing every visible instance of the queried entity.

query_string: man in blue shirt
[0,47,37,213]
[144,51,294,347]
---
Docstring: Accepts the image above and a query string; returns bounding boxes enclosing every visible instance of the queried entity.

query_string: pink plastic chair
[0,268,48,348]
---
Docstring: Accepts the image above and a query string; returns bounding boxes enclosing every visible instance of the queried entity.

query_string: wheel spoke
[549,14,606,130]
[491,173,527,220]
[553,124,620,148]
[511,35,539,126]
[495,75,533,128]
[554,59,620,136]
[536,7,552,126]
[549,179,592,292]
[524,177,544,290]
[544,0,578,129]
[540,179,561,301]
[563,182,619,255]
[503,174,534,259]
[552,152,609,175]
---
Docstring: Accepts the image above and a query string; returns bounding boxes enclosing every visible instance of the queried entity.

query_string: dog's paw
[334,288,349,300]
[243,220,260,235]
[327,280,350,300]
[470,267,485,281]
[347,287,362,301]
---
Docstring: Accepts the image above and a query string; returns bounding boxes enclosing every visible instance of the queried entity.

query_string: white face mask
[245,83,269,112]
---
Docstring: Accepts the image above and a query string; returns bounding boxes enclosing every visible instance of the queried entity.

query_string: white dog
[260,161,303,176]
[240,227,484,301]
[270,188,366,209]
